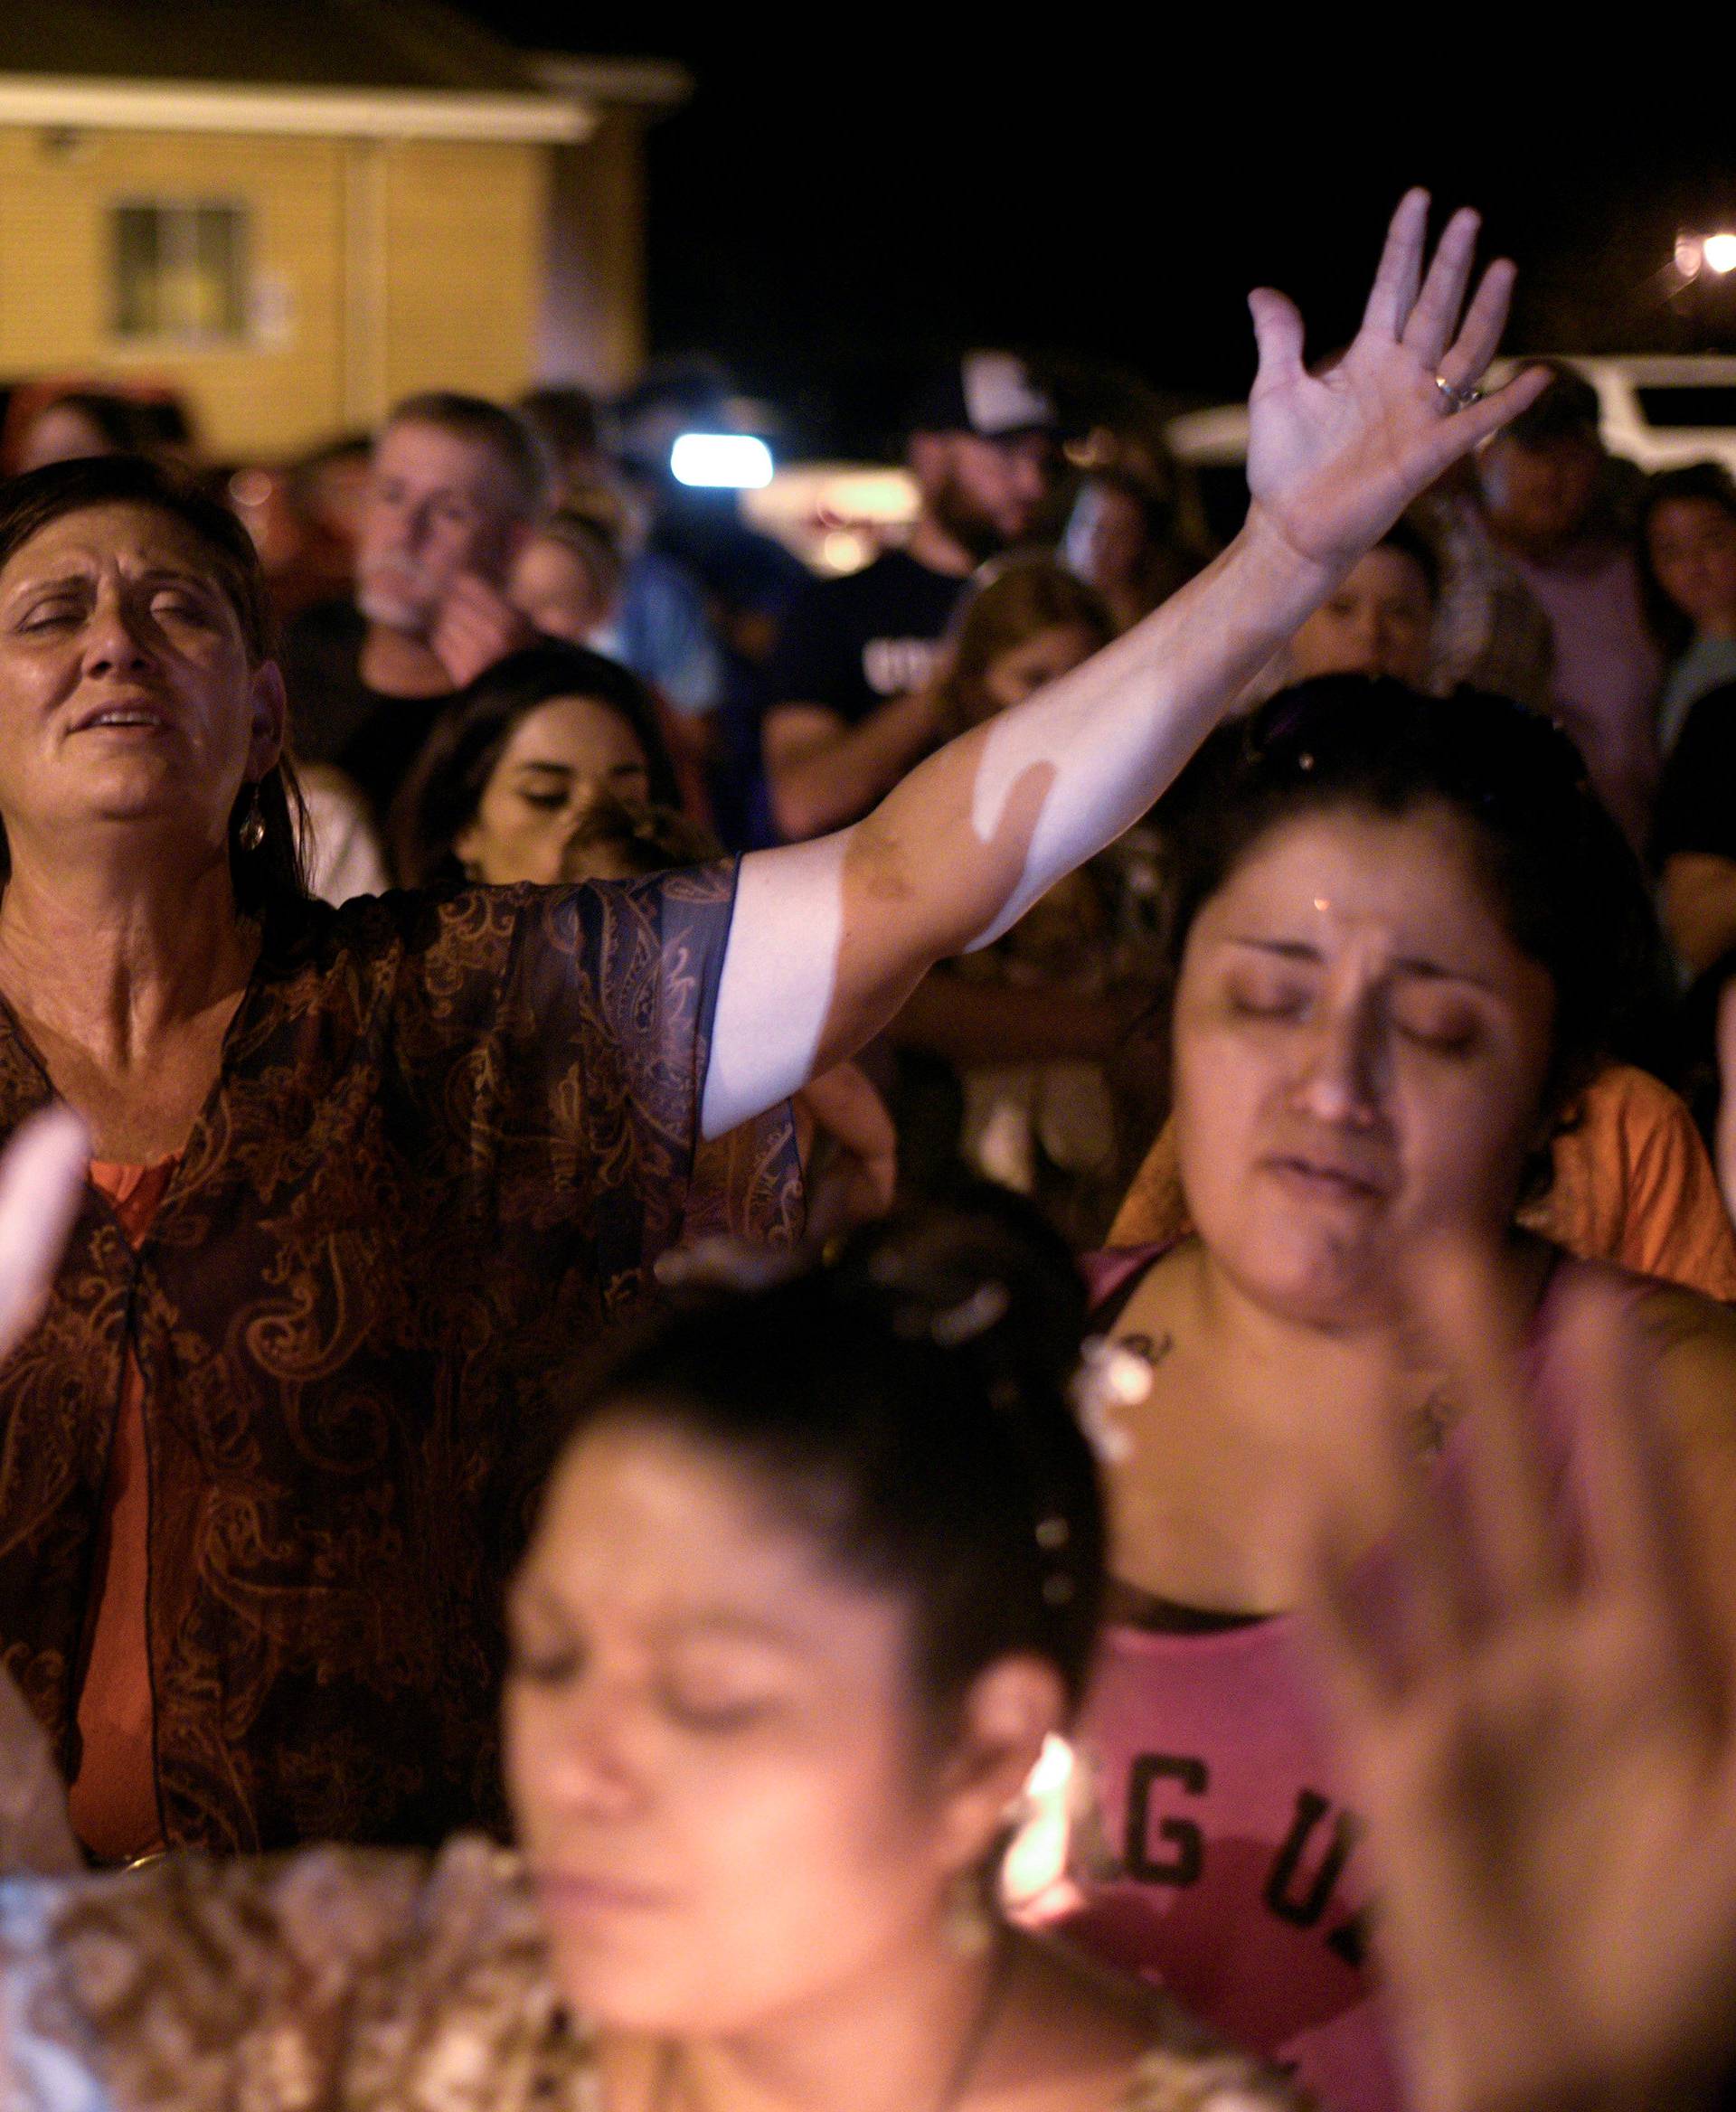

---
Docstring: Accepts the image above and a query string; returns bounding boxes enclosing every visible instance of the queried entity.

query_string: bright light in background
[1674,231,1736,282]
[670,433,773,489]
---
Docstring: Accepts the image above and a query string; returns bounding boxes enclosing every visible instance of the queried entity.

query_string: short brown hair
[384,392,551,519]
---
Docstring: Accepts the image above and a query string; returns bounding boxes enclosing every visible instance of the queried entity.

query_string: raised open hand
[1305,1249,1736,2112]
[1245,190,1549,576]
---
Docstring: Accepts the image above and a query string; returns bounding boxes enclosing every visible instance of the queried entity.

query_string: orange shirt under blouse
[1108,1063,1736,1303]
[65,1155,178,1865]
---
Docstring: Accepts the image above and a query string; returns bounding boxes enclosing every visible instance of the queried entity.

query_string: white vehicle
[1495,355,1736,476]
[1165,355,1736,542]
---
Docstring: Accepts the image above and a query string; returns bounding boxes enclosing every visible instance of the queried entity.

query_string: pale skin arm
[703,194,1551,1138]
[762,688,944,844]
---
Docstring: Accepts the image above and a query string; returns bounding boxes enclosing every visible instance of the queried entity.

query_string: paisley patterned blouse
[0,868,802,1856]
[0,1839,1299,2110]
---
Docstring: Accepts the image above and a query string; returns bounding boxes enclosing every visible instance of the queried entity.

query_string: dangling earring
[238,783,266,853]
[941,1867,995,1957]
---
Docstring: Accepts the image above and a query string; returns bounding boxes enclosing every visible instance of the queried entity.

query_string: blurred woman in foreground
[0,1180,1298,2111]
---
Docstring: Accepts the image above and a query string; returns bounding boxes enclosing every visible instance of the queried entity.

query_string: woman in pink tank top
[1058,684,1736,2112]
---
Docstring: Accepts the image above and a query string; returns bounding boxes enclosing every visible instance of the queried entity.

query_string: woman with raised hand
[0,193,1537,1861]
[1063,679,1736,2111]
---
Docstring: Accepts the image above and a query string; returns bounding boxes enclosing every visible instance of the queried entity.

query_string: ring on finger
[1434,375,1484,415]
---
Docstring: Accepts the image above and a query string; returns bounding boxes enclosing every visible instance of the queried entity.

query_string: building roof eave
[530,53,693,114]
[0,72,594,143]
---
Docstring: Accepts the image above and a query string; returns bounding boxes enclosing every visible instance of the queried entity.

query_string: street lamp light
[1675,231,1736,281]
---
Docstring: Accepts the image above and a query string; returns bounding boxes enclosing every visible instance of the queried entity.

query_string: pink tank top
[1064,1244,1610,2112]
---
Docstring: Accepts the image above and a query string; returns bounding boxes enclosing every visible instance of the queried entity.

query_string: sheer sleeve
[371,863,802,1269]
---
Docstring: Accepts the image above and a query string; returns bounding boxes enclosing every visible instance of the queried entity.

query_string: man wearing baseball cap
[760,350,1058,842]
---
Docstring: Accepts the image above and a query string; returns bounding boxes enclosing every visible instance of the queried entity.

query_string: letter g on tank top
[1063,1241,1638,2112]
[1067,1613,1400,2112]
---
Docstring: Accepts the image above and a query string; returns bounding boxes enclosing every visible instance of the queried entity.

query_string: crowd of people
[0,192,1730,2112]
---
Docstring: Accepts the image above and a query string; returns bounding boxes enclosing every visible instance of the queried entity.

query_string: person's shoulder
[263,882,512,981]
[1009,1929,1302,2108]
[313,865,738,970]
[1082,1240,1174,1314]
[1546,1251,1736,1439]
[1585,1062,1706,1168]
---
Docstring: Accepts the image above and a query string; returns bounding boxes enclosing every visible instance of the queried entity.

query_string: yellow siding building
[0,5,684,457]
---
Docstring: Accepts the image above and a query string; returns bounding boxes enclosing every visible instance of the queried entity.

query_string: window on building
[111,202,250,342]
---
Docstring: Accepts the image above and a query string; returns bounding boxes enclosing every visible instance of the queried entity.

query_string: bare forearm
[705,520,1326,1136]
[768,690,939,842]
[703,193,1543,1137]
[851,517,1328,969]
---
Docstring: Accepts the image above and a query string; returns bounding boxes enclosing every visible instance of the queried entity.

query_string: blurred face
[504,1419,964,2032]
[975,621,1101,722]
[509,534,614,646]
[1288,547,1435,686]
[1645,495,1736,634]
[14,404,118,476]
[456,693,652,884]
[1172,805,1555,1330]
[1063,482,1147,595]
[0,503,280,864]
[357,420,524,636]
[1477,433,1602,558]
[912,430,1054,558]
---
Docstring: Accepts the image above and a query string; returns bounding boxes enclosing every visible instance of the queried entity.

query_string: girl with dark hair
[0,1193,1297,2112]
[1059,679,1736,2112]
[0,196,1544,1864]
[390,642,687,886]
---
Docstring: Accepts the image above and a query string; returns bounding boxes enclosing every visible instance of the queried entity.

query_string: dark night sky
[460,14,1736,453]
